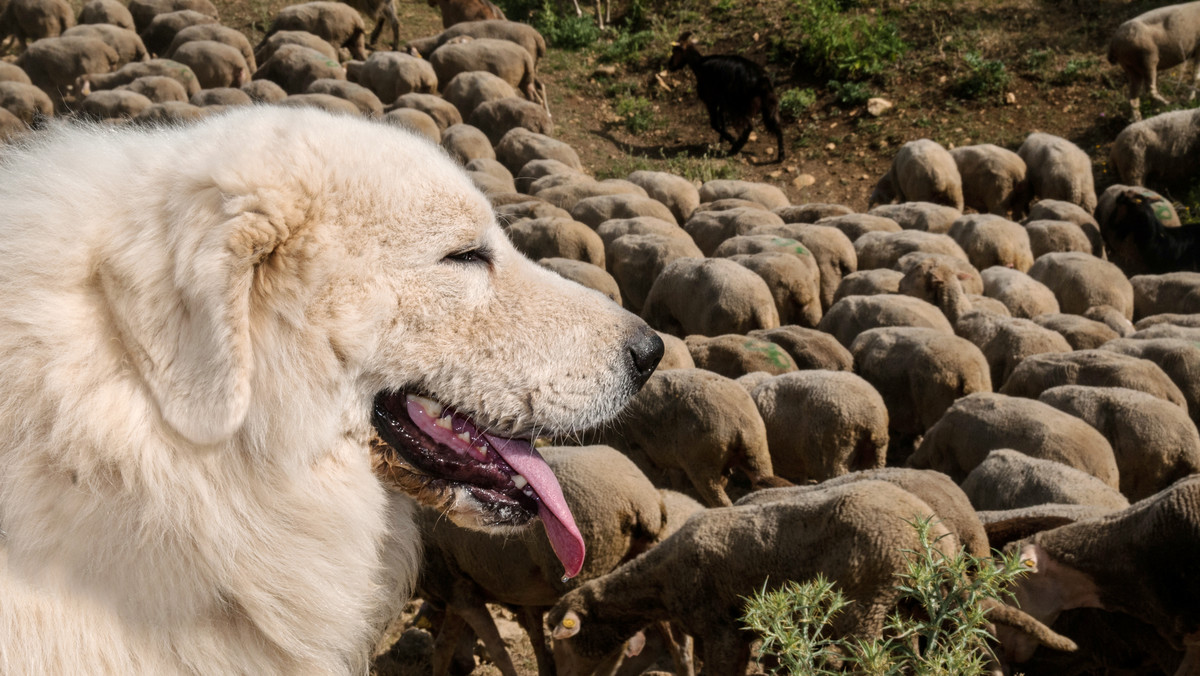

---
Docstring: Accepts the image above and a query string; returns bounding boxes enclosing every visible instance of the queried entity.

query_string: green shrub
[952,51,1011,100]
[788,0,907,80]
[829,79,873,106]
[615,96,656,133]
[779,87,818,119]
[742,517,1031,675]
[600,29,655,64]
[530,0,600,49]
[1053,57,1098,85]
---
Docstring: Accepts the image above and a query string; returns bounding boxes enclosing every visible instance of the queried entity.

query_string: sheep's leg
[385,0,401,50]
[431,611,472,676]
[456,605,522,676]
[683,461,732,506]
[1190,55,1200,101]
[570,0,583,17]
[1147,54,1170,104]
[516,606,556,676]
[593,0,603,29]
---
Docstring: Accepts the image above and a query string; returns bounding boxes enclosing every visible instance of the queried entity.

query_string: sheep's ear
[624,631,646,658]
[553,611,582,640]
[107,210,276,446]
[1018,542,1040,573]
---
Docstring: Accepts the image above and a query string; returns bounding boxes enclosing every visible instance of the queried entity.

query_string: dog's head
[80,107,661,578]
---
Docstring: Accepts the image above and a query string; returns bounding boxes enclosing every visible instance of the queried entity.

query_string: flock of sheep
[3,0,1200,675]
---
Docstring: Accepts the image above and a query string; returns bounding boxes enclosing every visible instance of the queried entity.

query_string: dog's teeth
[435,417,453,430]
[406,394,443,418]
[522,487,534,496]
[456,431,471,443]
[473,443,488,457]
[512,474,527,490]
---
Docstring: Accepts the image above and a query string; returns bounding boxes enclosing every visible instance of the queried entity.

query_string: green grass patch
[778,0,907,80]
[779,87,817,119]
[615,96,657,133]
[952,51,1011,100]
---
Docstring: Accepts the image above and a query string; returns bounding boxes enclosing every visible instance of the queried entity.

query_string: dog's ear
[103,210,279,446]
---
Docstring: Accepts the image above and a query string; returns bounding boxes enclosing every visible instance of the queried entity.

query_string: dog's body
[0,107,658,673]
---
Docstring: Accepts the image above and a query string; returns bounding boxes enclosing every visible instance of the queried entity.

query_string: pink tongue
[484,434,586,579]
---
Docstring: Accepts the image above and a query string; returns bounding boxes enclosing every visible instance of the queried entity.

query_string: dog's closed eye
[443,247,492,266]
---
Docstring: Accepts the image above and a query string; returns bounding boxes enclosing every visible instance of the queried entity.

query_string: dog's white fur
[0,107,648,674]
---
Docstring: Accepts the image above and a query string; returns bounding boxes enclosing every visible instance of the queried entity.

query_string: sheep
[854,229,969,270]
[240,78,285,103]
[682,207,784,256]
[538,258,621,306]
[494,127,581,176]
[254,30,338,66]
[1025,198,1104,256]
[748,325,853,371]
[961,449,1131,512]
[999,475,1200,673]
[835,268,904,300]
[641,257,779,337]
[605,234,702,314]
[345,51,437,105]
[1130,271,1200,317]
[652,331,694,370]
[817,293,953,347]
[1024,219,1095,259]
[126,0,216,33]
[595,216,690,248]
[776,202,853,223]
[536,180,653,213]
[0,106,27,140]
[666,31,784,161]
[1028,251,1135,319]
[427,0,505,30]
[817,212,902,241]
[469,97,553,146]
[416,445,683,676]
[1099,188,1200,276]
[1038,385,1200,502]
[0,63,30,86]
[189,86,250,107]
[505,216,604,267]
[62,24,147,67]
[277,91,361,116]
[627,171,701,224]
[868,138,964,211]
[749,224,856,311]
[1112,107,1200,193]
[252,44,344,95]
[16,35,121,112]
[165,24,256,72]
[1102,337,1200,430]
[698,179,789,210]
[580,368,781,507]
[868,201,962,234]
[388,92,461,131]
[1,0,75,48]
[441,70,516,120]
[1015,132,1098,214]
[169,40,248,89]
[430,38,540,106]
[138,9,217,57]
[947,213,1034,272]
[714,236,822,326]
[949,143,1030,217]
[1107,2,1200,121]
[749,370,888,484]
[999,349,1188,414]
[1031,313,1119,350]
[307,78,381,116]
[0,81,53,125]
[439,122,495,165]
[111,73,193,103]
[130,98,206,122]
[78,0,134,30]
[1086,304,1137,336]
[895,253,985,323]
[980,265,1060,318]
[549,480,1071,676]
[957,309,1073,388]
[77,88,152,119]
[850,326,991,463]
[908,392,1120,488]
[683,334,797,379]
[738,468,991,559]
[259,2,367,61]
[383,107,443,138]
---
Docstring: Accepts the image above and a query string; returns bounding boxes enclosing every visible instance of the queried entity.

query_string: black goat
[1102,189,1200,274]
[668,32,784,162]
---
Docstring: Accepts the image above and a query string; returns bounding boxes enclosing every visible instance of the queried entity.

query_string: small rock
[866,97,893,117]
[825,143,836,151]
[793,173,816,189]
[768,170,782,178]
[592,65,617,78]
[1005,92,1017,104]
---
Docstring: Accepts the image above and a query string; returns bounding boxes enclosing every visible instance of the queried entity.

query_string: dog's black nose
[627,325,664,390]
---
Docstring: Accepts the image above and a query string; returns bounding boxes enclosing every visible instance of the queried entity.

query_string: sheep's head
[667,31,698,71]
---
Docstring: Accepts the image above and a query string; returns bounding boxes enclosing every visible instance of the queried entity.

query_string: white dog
[0,107,662,674]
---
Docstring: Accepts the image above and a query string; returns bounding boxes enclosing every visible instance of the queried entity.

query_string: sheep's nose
[627,324,664,390]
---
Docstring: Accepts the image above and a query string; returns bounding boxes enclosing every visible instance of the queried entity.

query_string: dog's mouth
[370,391,585,578]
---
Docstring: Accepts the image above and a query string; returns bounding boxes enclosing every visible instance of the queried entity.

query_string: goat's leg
[727,124,753,156]
[704,102,739,148]
[368,15,385,48]
[762,97,785,162]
